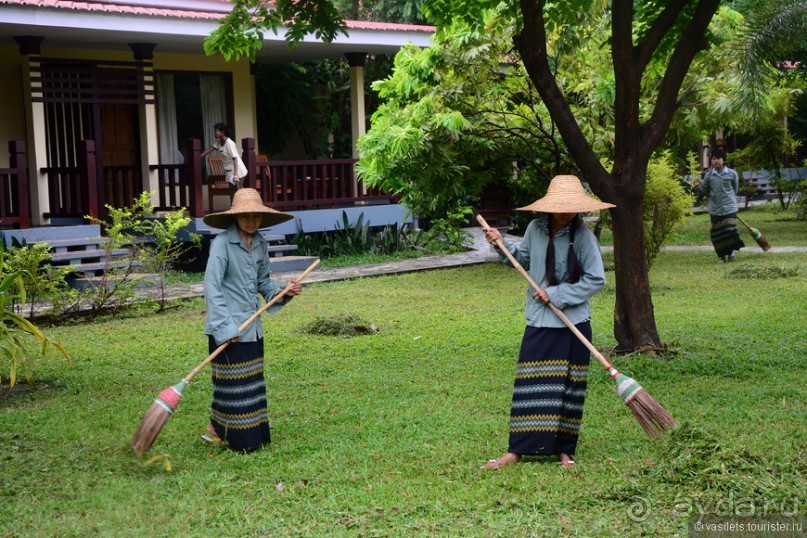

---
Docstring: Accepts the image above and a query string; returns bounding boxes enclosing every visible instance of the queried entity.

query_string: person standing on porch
[202,188,302,452]
[201,122,248,187]
[480,175,614,470]
[694,148,745,263]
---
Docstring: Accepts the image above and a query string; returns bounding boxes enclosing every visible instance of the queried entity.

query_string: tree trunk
[610,173,662,352]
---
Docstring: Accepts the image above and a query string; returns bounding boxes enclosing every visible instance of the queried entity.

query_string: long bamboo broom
[131,259,320,456]
[476,215,676,439]
[736,215,771,251]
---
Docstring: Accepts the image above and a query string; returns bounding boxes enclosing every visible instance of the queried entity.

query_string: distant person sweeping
[480,175,614,470]
[694,148,745,263]
[201,122,248,187]
[202,188,301,452]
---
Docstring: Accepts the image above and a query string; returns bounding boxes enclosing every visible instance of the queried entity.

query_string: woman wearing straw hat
[480,175,614,469]
[202,188,302,451]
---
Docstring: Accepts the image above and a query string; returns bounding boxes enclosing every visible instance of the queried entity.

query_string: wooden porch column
[241,137,257,190]
[345,53,367,196]
[14,36,49,225]
[130,43,159,203]
[186,139,204,218]
[79,140,100,221]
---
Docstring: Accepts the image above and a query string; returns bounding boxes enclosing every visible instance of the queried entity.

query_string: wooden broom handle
[184,258,321,382]
[735,215,754,232]
[476,215,613,371]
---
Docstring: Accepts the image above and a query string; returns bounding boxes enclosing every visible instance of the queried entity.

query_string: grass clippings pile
[727,262,803,280]
[300,311,378,337]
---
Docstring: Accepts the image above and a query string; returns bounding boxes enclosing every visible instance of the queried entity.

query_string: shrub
[0,241,70,395]
[293,211,430,258]
[644,152,696,267]
[2,241,77,318]
[140,209,201,312]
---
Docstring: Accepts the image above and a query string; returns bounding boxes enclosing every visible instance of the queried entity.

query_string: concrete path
[163,227,806,302]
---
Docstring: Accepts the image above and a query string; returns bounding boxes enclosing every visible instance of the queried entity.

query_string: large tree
[417,0,722,352]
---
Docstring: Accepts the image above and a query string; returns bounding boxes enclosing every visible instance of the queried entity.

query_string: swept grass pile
[299,311,378,337]
[727,262,803,280]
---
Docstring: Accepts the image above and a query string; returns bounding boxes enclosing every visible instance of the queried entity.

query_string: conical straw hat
[517,175,615,213]
[203,188,293,229]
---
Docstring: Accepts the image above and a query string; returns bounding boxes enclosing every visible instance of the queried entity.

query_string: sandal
[201,428,223,445]
[481,459,510,470]
[201,434,222,445]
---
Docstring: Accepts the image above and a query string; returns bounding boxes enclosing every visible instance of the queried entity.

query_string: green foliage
[731,0,807,119]
[357,9,574,224]
[84,192,153,318]
[643,152,696,267]
[204,0,348,62]
[794,176,807,221]
[0,242,69,395]
[333,0,426,24]
[419,205,473,254]
[293,211,430,258]
[140,209,201,313]
[2,242,77,319]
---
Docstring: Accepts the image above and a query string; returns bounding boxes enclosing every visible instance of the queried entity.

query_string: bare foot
[481,452,520,470]
[557,453,576,468]
[207,423,217,436]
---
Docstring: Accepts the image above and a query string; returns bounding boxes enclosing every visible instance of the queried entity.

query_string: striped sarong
[710,214,745,258]
[209,337,271,451]
[509,323,591,457]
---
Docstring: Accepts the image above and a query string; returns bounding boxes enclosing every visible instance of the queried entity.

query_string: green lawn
[597,203,807,247]
[1,248,805,537]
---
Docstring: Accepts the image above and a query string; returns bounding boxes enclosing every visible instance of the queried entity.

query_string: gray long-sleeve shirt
[499,217,606,328]
[698,166,739,217]
[204,223,287,345]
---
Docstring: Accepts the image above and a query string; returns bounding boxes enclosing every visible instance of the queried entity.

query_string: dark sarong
[208,337,271,451]
[508,323,591,456]
[710,214,745,258]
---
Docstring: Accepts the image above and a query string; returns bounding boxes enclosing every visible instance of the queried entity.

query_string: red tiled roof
[0,0,435,31]
[0,0,223,20]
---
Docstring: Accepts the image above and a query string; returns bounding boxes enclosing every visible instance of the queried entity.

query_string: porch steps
[32,235,141,279]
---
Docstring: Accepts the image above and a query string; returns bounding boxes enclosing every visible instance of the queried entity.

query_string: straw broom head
[737,216,771,251]
[131,380,187,457]
[611,371,676,439]
[750,228,771,251]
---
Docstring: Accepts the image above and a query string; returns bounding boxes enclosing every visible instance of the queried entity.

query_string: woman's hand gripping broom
[476,215,676,439]
[131,259,321,456]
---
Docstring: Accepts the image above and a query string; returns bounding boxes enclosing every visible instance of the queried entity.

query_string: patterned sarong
[508,323,591,456]
[209,337,271,451]
[710,214,745,258]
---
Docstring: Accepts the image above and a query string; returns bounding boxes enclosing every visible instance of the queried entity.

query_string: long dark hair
[545,215,581,286]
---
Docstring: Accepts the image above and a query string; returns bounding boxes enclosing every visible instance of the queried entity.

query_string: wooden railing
[253,158,388,210]
[6,137,394,227]
[0,141,31,228]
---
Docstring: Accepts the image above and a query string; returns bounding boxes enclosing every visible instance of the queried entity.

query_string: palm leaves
[733,0,807,122]
[0,242,70,395]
